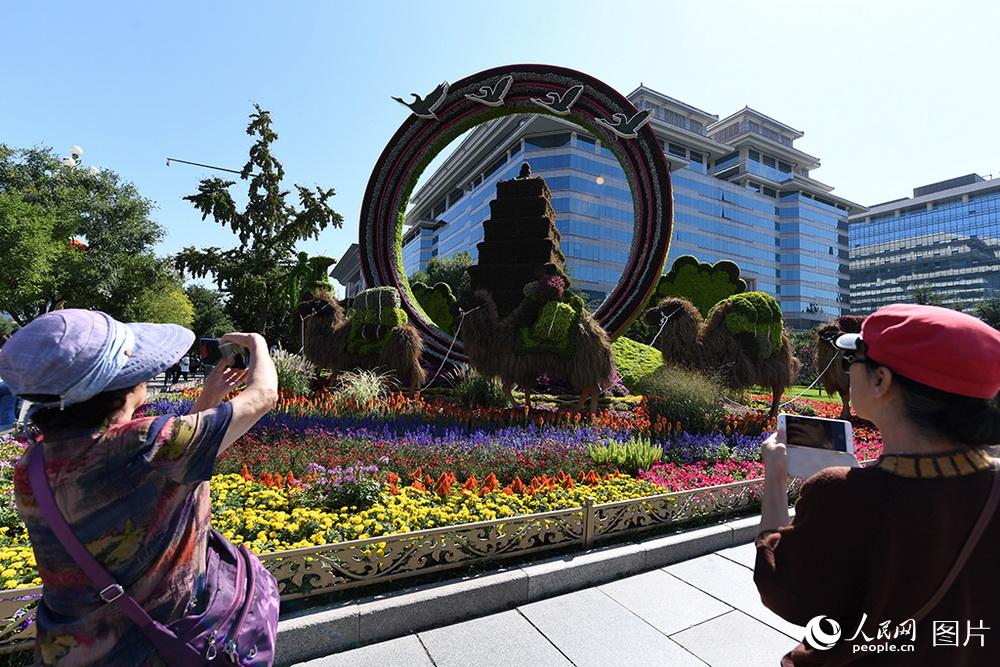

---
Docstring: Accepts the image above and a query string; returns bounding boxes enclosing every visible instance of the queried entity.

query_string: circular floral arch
[359,64,673,366]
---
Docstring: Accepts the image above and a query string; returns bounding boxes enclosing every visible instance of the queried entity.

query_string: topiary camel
[451,276,614,412]
[645,292,800,417]
[815,315,865,419]
[295,287,426,392]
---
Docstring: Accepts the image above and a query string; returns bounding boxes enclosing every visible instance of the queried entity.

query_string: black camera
[198,338,249,369]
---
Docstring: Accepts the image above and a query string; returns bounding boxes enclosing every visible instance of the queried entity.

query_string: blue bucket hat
[0,309,194,408]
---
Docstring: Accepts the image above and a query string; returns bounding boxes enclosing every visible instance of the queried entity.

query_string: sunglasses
[841,339,868,372]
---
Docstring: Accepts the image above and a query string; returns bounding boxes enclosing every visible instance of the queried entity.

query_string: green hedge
[656,255,747,318]
[411,281,456,335]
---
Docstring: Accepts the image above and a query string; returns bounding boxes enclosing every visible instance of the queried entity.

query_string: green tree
[185,285,235,339]
[0,317,16,341]
[0,191,59,320]
[409,251,473,296]
[975,295,1000,330]
[125,278,194,327]
[911,285,942,306]
[790,328,818,385]
[175,105,343,342]
[0,145,172,325]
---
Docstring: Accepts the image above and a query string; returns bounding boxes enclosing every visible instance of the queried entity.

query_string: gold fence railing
[0,473,803,654]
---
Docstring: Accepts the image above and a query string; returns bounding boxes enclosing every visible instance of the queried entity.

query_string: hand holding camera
[199,337,250,369]
[192,334,266,411]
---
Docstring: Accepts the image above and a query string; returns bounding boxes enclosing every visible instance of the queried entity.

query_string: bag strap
[830,462,1000,667]
[910,462,1000,622]
[27,426,203,663]
[29,446,158,624]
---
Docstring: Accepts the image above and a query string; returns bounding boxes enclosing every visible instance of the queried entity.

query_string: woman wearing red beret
[754,304,1000,666]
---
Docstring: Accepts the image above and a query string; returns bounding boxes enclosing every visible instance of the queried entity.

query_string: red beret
[836,304,1000,399]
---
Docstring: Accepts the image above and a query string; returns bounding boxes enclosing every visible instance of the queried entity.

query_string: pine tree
[175,105,343,341]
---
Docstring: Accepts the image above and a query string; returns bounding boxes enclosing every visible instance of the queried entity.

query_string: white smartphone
[777,413,860,479]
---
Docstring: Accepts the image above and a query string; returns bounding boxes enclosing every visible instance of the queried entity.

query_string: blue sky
[4,0,998,293]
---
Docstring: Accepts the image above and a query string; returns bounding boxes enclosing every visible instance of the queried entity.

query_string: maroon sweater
[755,450,999,666]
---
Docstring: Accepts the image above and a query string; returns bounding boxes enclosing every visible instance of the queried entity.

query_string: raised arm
[188,332,278,453]
[219,333,277,452]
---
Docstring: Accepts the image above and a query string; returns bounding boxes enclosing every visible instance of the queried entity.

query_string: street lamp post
[60,145,99,175]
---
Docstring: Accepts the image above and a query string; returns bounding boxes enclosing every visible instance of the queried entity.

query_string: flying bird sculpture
[465,75,513,107]
[595,109,653,139]
[392,81,450,119]
[530,84,584,116]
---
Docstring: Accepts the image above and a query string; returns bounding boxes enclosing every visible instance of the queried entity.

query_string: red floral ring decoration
[359,64,673,366]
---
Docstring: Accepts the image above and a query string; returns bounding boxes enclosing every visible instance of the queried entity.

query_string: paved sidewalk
[294,541,804,667]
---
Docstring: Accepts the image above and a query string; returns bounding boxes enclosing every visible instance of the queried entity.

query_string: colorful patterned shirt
[13,403,233,666]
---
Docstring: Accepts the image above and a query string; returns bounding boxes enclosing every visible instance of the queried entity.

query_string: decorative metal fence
[0,473,803,654]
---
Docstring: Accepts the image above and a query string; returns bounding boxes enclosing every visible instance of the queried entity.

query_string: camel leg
[839,390,851,420]
[503,380,518,406]
[572,387,598,414]
[768,386,782,419]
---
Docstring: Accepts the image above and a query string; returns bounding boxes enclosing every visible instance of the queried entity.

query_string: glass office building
[387,86,862,329]
[849,174,1000,313]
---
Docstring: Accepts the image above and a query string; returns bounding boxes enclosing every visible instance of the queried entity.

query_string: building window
[715,152,739,170]
[763,155,777,168]
[667,143,687,158]
[525,133,570,149]
[688,150,704,164]
[748,149,761,161]
[482,158,504,179]
[778,160,792,173]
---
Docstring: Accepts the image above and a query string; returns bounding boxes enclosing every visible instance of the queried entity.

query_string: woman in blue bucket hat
[0,310,279,665]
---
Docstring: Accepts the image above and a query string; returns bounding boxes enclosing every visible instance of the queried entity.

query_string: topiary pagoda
[466,163,570,318]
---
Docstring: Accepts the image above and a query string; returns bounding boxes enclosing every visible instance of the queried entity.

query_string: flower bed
[212,471,663,553]
[0,393,883,590]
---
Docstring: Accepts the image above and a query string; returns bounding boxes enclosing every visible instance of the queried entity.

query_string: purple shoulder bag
[27,415,280,665]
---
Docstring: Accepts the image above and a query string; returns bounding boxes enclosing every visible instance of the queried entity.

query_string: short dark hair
[29,385,140,434]
[865,359,1000,448]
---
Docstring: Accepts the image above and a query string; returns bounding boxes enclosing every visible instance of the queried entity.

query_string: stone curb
[275,514,766,665]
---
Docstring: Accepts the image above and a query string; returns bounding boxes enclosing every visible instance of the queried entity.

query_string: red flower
[481,473,499,494]
[510,476,528,495]
[434,474,452,499]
